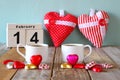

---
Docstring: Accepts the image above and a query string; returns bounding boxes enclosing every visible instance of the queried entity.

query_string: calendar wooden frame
[6,23,43,47]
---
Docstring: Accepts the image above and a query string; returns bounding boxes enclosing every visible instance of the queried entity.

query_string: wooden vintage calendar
[6,24,43,47]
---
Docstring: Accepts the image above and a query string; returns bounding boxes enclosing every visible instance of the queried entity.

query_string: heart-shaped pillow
[44,12,77,47]
[78,10,110,48]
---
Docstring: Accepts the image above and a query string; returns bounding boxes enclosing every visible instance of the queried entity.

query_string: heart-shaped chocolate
[73,63,85,69]
[78,10,109,48]
[30,55,42,66]
[3,59,14,65]
[91,64,103,72]
[13,61,25,69]
[67,54,79,66]
[44,12,77,47]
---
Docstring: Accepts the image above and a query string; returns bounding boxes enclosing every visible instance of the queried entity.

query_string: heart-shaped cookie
[44,12,77,47]
[78,10,109,48]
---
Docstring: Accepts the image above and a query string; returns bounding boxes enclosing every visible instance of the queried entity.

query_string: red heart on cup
[44,12,77,47]
[78,10,109,48]
[67,54,79,66]
[30,55,42,66]
[13,61,25,69]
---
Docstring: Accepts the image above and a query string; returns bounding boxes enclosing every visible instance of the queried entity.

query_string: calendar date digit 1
[14,32,20,44]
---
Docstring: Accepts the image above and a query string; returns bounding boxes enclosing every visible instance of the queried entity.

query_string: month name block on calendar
[6,24,43,47]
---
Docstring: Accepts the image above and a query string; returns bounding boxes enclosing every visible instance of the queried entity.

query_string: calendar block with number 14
[6,24,43,47]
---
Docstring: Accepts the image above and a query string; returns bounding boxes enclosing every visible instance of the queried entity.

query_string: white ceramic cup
[17,44,48,63]
[61,44,92,63]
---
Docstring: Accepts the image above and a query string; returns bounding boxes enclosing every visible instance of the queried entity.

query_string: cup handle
[17,44,26,58]
[84,45,92,59]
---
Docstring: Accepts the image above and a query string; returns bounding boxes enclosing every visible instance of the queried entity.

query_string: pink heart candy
[67,54,79,66]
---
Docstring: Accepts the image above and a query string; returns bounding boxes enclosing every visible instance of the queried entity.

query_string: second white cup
[61,43,92,63]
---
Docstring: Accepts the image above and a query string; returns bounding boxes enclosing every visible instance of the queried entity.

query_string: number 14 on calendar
[6,24,43,47]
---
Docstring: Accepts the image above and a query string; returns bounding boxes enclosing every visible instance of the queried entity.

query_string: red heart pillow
[44,12,77,47]
[78,10,110,48]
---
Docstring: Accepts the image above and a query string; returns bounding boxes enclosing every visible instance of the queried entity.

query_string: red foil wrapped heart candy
[30,55,42,66]
[73,63,85,69]
[13,61,25,69]
[91,64,103,72]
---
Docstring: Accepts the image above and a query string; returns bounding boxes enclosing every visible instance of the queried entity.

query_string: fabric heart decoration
[44,11,77,47]
[78,10,110,48]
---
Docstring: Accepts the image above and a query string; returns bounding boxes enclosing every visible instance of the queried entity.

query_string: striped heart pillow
[78,10,110,48]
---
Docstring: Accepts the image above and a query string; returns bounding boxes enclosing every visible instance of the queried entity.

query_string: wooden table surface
[0,46,120,80]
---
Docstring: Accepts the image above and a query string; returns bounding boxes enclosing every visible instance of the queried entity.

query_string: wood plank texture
[0,43,9,56]
[102,47,120,67]
[1,46,120,80]
[51,47,90,80]
[84,47,120,80]
[11,47,55,80]
[0,48,25,80]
